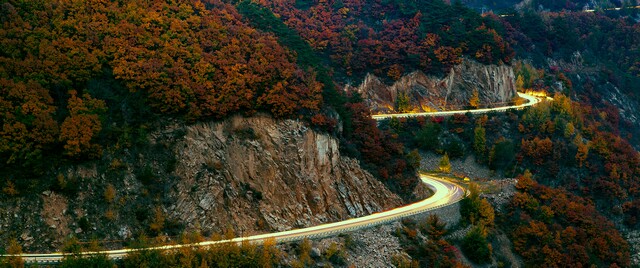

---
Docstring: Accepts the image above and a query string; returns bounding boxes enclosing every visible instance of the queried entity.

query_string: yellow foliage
[149,207,165,233]
[469,89,480,108]
[104,184,116,203]
[439,153,451,173]
[2,181,19,196]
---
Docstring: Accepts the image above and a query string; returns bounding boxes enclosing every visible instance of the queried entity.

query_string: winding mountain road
[10,175,465,263]
[372,92,542,120]
[5,92,545,264]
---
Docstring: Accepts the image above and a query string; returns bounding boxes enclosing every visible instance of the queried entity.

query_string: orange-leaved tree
[0,79,58,165]
[59,90,106,158]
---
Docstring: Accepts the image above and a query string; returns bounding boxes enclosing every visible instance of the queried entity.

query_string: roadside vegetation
[379,88,636,266]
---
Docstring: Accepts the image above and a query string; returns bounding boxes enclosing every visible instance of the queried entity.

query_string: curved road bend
[11,174,465,263]
[372,92,542,120]
[9,92,546,263]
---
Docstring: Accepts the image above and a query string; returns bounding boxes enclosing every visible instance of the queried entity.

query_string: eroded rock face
[348,59,517,113]
[0,115,403,252]
[166,115,402,235]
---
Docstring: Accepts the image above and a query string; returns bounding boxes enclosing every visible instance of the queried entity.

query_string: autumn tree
[2,180,19,197]
[104,0,322,119]
[345,102,390,166]
[0,79,58,166]
[507,172,630,267]
[516,75,525,92]
[104,184,116,204]
[59,90,106,158]
[424,214,447,240]
[2,238,24,268]
[398,216,465,267]
[520,137,553,166]
[253,0,512,78]
[259,238,279,268]
[469,89,480,109]
[434,46,463,71]
[574,137,590,168]
[439,153,451,173]
[395,92,412,113]
[297,238,313,266]
[461,183,495,227]
[387,64,404,80]
[564,122,575,138]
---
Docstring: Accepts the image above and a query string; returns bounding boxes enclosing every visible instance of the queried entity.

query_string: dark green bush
[461,226,492,264]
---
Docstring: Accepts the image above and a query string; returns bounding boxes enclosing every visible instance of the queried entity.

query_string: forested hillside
[524,0,639,11]
[0,0,321,174]
[249,0,514,80]
[379,90,637,266]
[0,0,424,257]
[459,0,639,12]
[1,0,428,195]
[1,0,640,266]
[500,10,640,104]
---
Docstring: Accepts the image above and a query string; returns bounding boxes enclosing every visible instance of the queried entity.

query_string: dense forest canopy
[0,0,322,167]
[252,0,514,79]
[0,0,423,199]
[459,0,640,12]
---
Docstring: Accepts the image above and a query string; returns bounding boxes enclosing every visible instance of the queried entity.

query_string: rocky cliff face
[0,115,403,251]
[348,59,517,113]
[166,115,403,234]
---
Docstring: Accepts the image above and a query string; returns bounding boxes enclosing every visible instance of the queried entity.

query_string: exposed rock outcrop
[347,59,517,113]
[0,115,404,252]
[166,115,403,234]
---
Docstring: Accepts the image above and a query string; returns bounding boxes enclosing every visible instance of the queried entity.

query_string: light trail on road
[6,174,465,263]
[372,92,542,120]
[5,92,547,264]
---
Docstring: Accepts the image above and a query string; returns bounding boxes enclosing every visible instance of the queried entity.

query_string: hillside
[0,0,321,176]
[0,114,409,252]
[459,0,639,12]
[376,91,638,265]
[0,0,418,254]
[1,0,640,266]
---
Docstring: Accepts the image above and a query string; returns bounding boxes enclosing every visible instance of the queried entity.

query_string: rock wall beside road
[348,59,517,113]
[165,115,403,235]
[0,115,403,252]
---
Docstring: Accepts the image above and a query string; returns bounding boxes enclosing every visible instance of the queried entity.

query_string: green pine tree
[395,92,411,113]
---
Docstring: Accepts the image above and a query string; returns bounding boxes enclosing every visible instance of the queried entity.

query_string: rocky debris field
[420,152,496,180]
[623,229,640,265]
[343,223,404,267]
[290,202,463,267]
